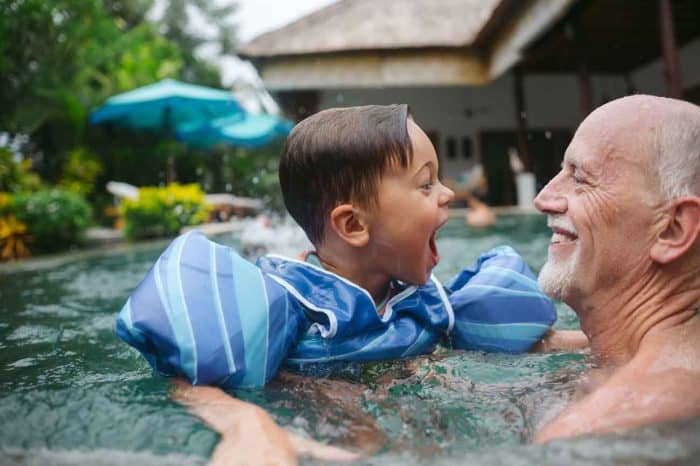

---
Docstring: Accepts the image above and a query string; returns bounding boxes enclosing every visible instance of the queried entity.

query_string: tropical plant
[0,0,184,183]
[0,214,32,261]
[222,142,285,212]
[59,146,103,197]
[120,183,210,239]
[0,148,42,193]
[9,189,93,253]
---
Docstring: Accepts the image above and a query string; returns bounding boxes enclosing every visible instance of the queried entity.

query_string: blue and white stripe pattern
[116,234,556,388]
[445,246,556,352]
[116,231,304,388]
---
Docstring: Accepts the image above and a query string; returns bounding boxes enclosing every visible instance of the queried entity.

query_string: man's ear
[650,196,700,264]
[329,203,370,248]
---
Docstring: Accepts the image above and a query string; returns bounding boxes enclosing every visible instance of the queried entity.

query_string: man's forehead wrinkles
[563,144,586,169]
[563,141,604,177]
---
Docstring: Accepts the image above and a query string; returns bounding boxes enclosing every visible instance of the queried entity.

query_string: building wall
[313,35,700,183]
[316,74,623,179]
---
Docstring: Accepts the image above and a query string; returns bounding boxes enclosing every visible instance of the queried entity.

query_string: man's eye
[573,175,585,185]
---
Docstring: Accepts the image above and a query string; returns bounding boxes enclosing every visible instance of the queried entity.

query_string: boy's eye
[420,181,434,191]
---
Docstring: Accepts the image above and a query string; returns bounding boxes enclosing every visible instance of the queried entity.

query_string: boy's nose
[534,174,567,214]
[440,183,455,206]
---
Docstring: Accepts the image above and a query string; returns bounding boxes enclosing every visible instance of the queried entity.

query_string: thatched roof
[239,0,503,58]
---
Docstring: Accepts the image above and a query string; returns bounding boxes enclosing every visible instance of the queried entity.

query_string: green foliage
[8,189,93,253]
[59,147,103,196]
[0,0,183,181]
[159,0,237,85]
[0,0,181,135]
[0,148,42,193]
[0,208,32,261]
[120,183,210,239]
[221,142,286,212]
[0,0,263,225]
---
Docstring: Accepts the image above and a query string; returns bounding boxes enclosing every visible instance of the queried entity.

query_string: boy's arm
[171,379,358,466]
[530,329,589,352]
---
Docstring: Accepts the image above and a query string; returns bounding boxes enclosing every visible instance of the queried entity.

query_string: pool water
[1,215,698,465]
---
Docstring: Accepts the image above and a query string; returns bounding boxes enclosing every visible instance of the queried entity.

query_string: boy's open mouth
[429,217,450,266]
[429,230,439,264]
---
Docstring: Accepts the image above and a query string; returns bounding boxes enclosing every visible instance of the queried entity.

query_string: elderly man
[533,95,700,443]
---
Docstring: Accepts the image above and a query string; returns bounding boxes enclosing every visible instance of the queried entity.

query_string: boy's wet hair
[280,104,413,245]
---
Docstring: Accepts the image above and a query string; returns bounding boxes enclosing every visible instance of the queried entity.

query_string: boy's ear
[329,203,370,248]
[650,196,700,264]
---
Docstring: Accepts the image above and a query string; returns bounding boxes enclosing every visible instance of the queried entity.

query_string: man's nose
[534,175,567,214]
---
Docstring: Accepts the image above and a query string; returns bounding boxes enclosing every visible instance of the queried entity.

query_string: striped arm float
[116,231,305,388]
[445,245,557,353]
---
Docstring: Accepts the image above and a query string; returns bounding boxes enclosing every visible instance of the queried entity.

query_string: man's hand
[171,379,359,466]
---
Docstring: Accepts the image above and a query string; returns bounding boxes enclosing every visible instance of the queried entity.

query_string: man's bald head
[584,95,700,201]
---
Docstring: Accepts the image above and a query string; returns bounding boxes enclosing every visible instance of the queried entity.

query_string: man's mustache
[547,215,578,236]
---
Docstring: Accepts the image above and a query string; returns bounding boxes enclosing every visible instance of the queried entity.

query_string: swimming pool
[1,215,698,465]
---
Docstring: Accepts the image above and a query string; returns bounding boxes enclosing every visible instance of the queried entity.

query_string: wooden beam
[659,0,683,98]
[489,0,576,78]
[572,16,592,120]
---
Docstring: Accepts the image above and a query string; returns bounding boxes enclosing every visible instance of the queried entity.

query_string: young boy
[117,104,579,391]
[117,105,585,463]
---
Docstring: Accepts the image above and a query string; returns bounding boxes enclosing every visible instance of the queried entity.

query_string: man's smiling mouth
[550,226,578,244]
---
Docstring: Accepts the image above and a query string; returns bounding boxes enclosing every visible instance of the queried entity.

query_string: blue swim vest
[116,231,556,388]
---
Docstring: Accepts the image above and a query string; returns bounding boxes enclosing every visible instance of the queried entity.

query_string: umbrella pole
[167,156,176,184]
[164,106,177,184]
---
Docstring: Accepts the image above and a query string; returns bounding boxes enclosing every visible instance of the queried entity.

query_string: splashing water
[238,214,312,258]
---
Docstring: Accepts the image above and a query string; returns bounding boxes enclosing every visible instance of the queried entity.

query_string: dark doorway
[479,131,517,206]
[685,83,700,106]
[528,129,572,192]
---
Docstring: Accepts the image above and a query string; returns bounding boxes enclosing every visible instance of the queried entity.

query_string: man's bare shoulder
[534,351,700,443]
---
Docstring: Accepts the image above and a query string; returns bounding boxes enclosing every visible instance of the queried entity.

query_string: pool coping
[1,208,543,274]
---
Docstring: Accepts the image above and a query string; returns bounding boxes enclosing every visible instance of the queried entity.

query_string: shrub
[222,142,285,213]
[0,148,42,192]
[120,183,210,240]
[0,193,32,261]
[8,189,93,254]
[59,147,103,197]
[0,214,32,261]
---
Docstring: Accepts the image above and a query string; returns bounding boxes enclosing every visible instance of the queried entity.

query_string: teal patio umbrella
[89,79,245,181]
[175,113,293,149]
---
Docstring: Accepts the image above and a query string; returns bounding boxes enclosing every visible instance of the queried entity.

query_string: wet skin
[317,118,455,302]
[533,95,700,442]
[362,119,455,287]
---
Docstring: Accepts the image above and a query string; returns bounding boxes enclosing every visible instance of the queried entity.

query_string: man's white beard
[538,245,577,301]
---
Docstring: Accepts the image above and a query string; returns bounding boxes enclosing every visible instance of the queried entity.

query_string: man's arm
[171,379,358,466]
[531,329,589,352]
